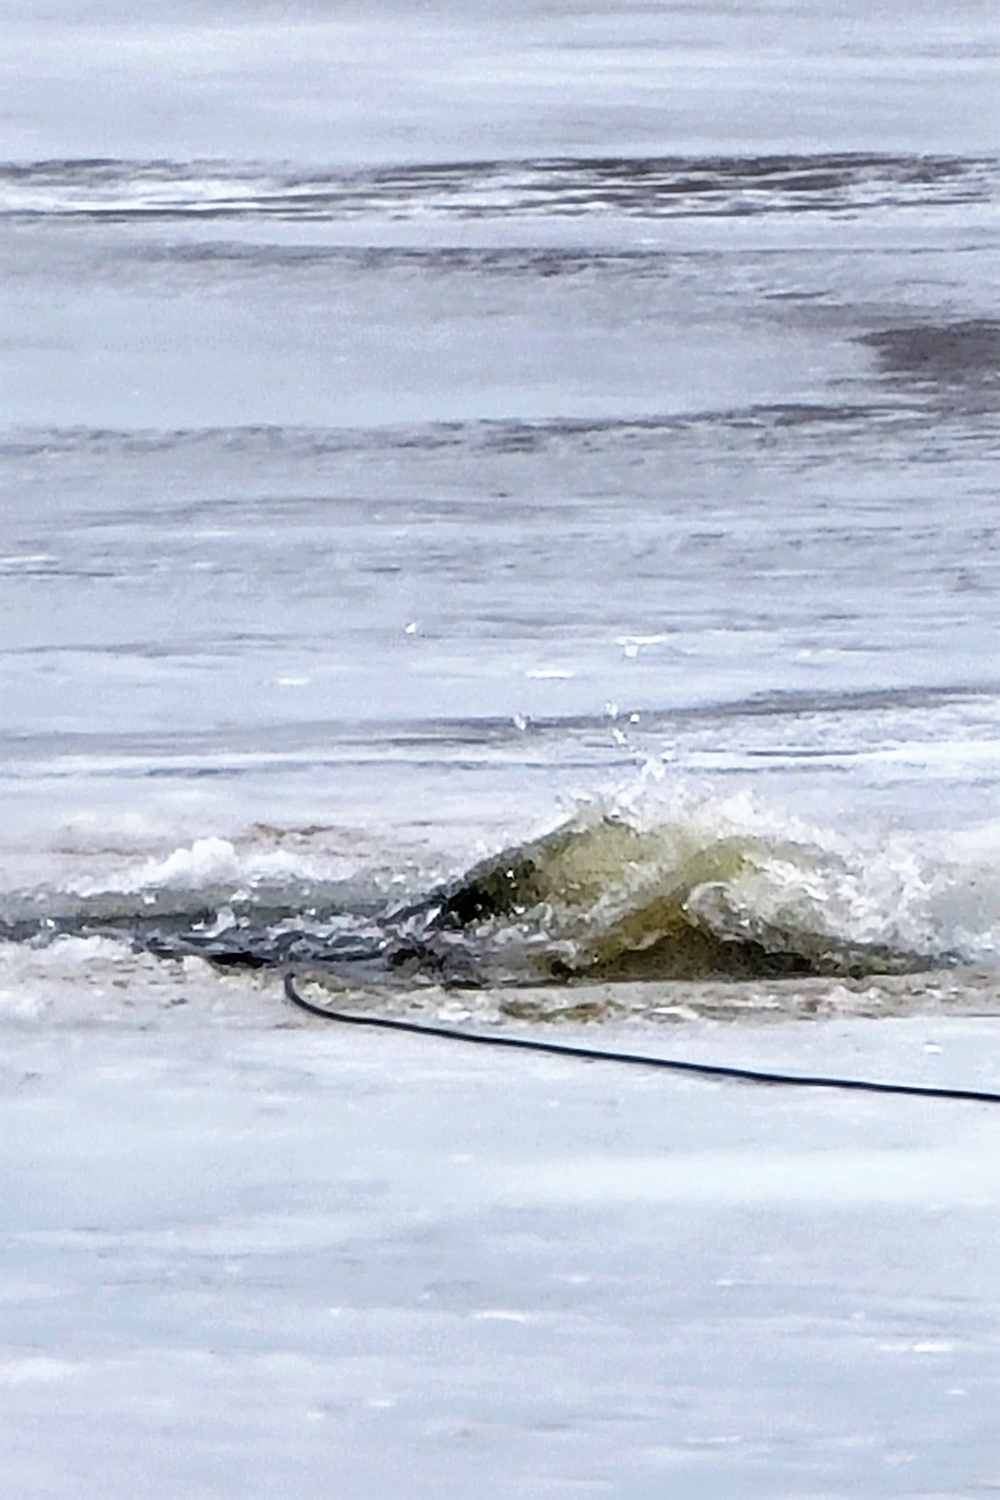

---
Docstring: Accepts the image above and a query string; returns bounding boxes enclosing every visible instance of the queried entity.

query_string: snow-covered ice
[1,1004,997,1497]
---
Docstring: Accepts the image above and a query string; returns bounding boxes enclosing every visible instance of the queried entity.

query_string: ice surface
[1,1008,997,1497]
[3,2,1000,1491]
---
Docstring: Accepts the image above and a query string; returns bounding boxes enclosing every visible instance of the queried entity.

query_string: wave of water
[5,788,1000,985]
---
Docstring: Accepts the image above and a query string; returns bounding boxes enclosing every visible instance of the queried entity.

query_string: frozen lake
[2,0,1000,1491]
[2,1007,998,1498]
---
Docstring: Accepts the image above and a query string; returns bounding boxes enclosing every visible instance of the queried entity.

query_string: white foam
[69,835,342,897]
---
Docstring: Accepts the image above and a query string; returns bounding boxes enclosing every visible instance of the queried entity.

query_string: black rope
[283,973,1000,1103]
